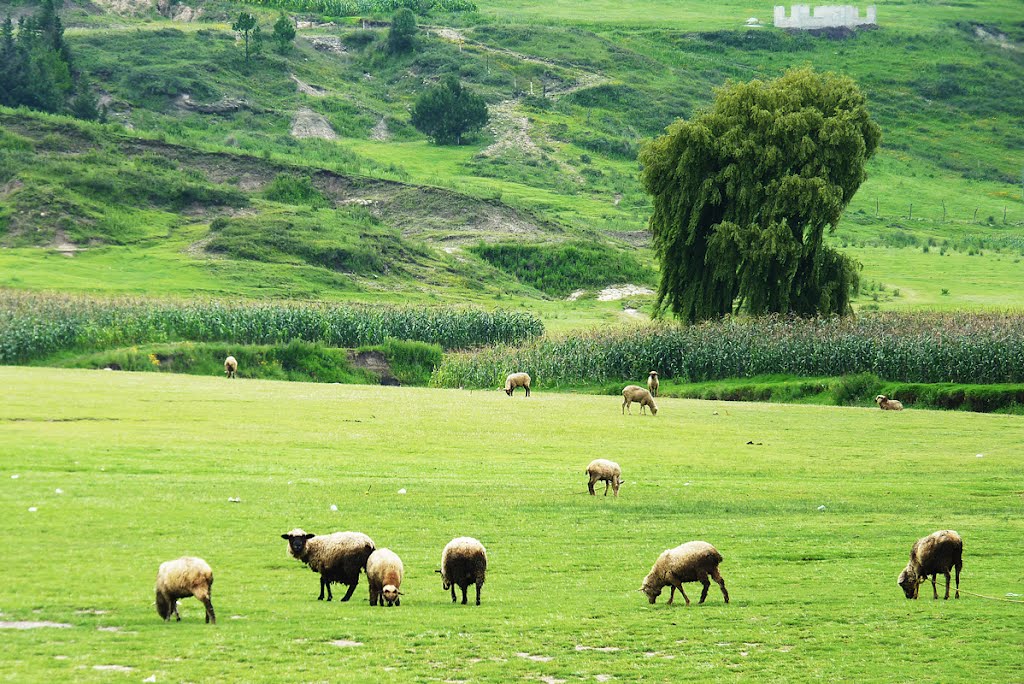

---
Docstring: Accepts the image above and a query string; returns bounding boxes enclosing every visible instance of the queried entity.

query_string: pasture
[1,367,1021,682]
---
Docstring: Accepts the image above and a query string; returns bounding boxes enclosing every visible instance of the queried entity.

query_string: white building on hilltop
[773,5,877,29]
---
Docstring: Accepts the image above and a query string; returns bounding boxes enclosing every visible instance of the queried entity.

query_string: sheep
[224,355,238,379]
[586,458,621,497]
[155,556,215,624]
[647,371,660,397]
[436,537,487,605]
[281,529,375,602]
[897,530,963,600]
[640,541,729,606]
[622,385,658,416]
[875,394,903,411]
[366,548,404,607]
[504,372,531,397]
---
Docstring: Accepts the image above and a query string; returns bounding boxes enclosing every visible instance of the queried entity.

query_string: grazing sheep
[281,529,375,602]
[875,394,903,411]
[504,372,531,397]
[586,458,622,497]
[436,537,487,605]
[367,548,404,607]
[640,541,729,606]
[647,371,660,397]
[622,385,658,416]
[224,356,238,379]
[155,556,215,624]
[897,530,963,600]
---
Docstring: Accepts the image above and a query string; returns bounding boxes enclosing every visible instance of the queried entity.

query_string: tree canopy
[410,75,488,145]
[272,13,296,54]
[387,8,417,54]
[232,12,257,63]
[639,68,881,323]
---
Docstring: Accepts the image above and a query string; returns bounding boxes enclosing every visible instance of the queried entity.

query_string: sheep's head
[435,568,451,590]
[504,388,513,396]
[281,529,316,559]
[640,577,661,604]
[649,371,658,378]
[897,566,921,599]
[382,584,402,605]
[875,395,887,406]
[648,402,658,416]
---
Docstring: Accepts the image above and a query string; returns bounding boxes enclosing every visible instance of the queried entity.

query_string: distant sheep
[622,385,658,415]
[155,556,215,624]
[367,548,404,607]
[897,530,962,600]
[224,356,238,379]
[436,537,487,605]
[504,372,531,397]
[641,541,729,606]
[875,394,903,411]
[647,371,659,397]
[281,529,375,602]
[586,458,621,497]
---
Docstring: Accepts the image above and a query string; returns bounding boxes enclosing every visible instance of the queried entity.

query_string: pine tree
[272,12,295,55]
[232,12,257,64]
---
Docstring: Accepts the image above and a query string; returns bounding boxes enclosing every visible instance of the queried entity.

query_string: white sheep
[224,356,238,379]
[622,385,658,415]
[366,548,404,607]
[586,458,621,497]
[897,530,963,600]
[155,556,215,624]
[504,372,531,397]
[281,529,375,602]
[436,537,487,605]
[647,371,659,397]
[640,541,729,606]
[875,394,903,410]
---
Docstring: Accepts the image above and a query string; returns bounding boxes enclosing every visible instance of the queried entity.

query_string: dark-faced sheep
[436,537,487,605]
[281,529,375,602]
[224,356,238,379]
[875,394,903,411]
[647,371,659,397]
[586,458,621,497]
[367,548,404,607]
[641,541,729,606]
[155,556,215,624]
[897,530,962,600]
[622,385,657,415]
[505,372,531,397]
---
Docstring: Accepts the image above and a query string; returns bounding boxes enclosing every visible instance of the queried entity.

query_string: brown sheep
[436,537,487,605]
[367,548,404,607]
[504,372,531,397]
[641,541,729,606]
[875,394,903,411]
[622,385,658,415]
[155,557,215,624]
[647,371,659,397]
[586,458,621,497]
[897,530,963,600]
[281,529,376,602]
[224,356,238,379]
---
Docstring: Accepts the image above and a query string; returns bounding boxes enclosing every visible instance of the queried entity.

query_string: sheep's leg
[667,586,675,605]
[930,575,938,599]
[603,480,609,496]
[450,586,457,603]
[588,476,596,495]
[954,564,961,599]
[340,582,357,602]
[475,581,482,605]
[622,399,628,415]
[612,479,619,497]
[525,385,530,397]
[173,600,181,621]
[369,587,377,607]
[943,572,951,600]
[699,578,711,604]
[712,568,729,603]
[676,583,690,606]
[318,578,328,601]
[460,585,468,605]
[202,597,216,624]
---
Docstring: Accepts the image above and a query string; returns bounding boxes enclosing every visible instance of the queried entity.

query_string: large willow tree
[640,68,881,322]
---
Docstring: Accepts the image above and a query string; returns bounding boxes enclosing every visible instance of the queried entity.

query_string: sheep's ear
[304,533,316,539]
[280,534,290,540]
[434,569,442,574]
[396,591,404,595]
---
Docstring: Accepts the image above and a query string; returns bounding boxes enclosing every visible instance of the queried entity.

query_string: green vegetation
[641,68,880,321]
[410,75,489,145]
[387,8,417,54]
[432,312,1024,389]
[0,290,544,364]
[2,367,1021,681]
[272,12,296,54]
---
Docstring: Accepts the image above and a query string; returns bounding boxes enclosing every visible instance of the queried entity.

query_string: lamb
[504,372,531,397]
[586,458,621,497]
[436,537,487,605]
[875,394,903,411]
[224,355,238,379]
[622,385,658,415]
[281,529,375,602]
[366,548,404,607]
[155,556,215,624]
[897,530,963,600]
[640,541,729,606]
[647,371,659,397]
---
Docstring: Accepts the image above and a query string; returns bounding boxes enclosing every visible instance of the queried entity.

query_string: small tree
[232,11,257,64]
[387,8,417,54]
[410,75,488,145]
[252,23,264,58]
[272,12,296,54]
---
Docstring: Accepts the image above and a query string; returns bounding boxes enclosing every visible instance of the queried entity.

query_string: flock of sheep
[154,360,949,623]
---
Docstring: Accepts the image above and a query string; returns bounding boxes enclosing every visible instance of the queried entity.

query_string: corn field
[431,313,1024,388]
[0,291,543,364]
[246,0,477,18]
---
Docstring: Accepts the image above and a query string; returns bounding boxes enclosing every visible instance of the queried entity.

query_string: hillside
[0,0,1022,317]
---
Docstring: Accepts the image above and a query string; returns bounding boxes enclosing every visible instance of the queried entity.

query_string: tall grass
[0,291,543,363]
[432,313,1024,388]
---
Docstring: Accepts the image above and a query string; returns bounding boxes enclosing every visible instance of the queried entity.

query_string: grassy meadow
[1,367,1022,682]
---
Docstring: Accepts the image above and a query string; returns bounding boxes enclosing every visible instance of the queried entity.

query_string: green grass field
[1,367,1021,682]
